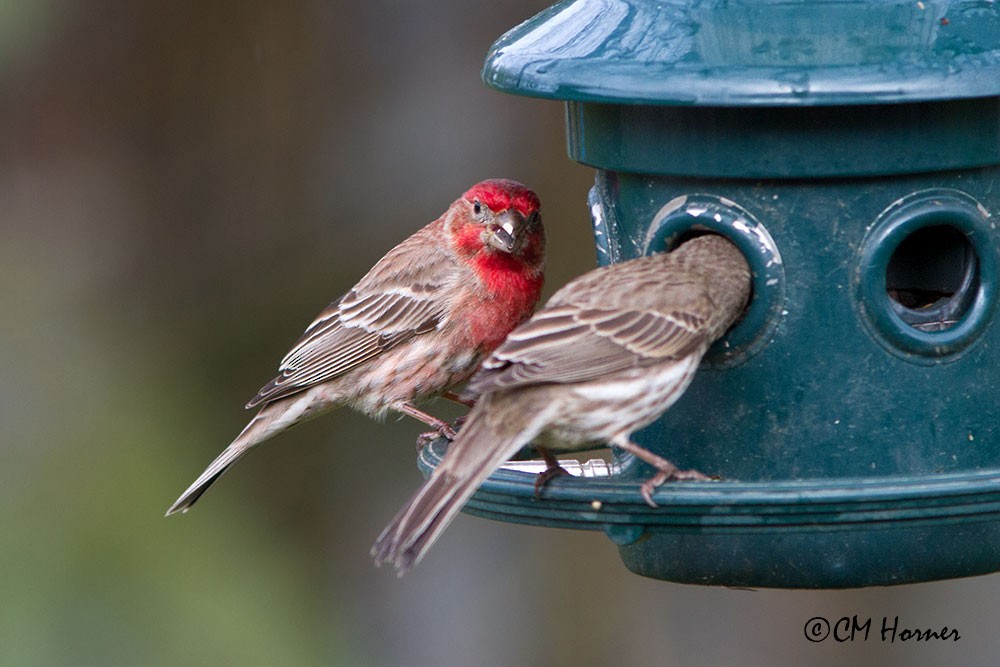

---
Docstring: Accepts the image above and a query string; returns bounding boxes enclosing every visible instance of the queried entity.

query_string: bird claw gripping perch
[532,447,573,498]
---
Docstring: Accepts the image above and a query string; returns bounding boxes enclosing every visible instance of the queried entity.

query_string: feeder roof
[483,0,1000,106]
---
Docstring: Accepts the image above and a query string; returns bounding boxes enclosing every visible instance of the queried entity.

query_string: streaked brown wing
[468,302,708,394]
[246,295,443,408]
[246,224,453,407]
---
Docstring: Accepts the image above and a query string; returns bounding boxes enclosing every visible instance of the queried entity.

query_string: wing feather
[469,255,714,395]
[246,224,453,408]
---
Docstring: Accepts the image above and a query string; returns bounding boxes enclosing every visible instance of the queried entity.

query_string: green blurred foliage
[1,1,998,666]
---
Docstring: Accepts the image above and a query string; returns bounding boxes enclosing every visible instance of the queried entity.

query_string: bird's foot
[612,438,714,508]
[415,421,457,452]
[397,402,457,451]
[534,465,571,498]
[533,447,571,498]
[639,465,712,508]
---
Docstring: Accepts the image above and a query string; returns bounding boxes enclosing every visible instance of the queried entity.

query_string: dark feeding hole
[886,225,978,332]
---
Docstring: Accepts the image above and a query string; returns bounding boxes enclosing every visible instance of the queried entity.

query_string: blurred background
[1,1,997,665]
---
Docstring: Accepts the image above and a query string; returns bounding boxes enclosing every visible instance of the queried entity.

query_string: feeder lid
[483,0,1000,106]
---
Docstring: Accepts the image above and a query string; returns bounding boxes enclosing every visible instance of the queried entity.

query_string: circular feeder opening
[857,189,997,363]
[643,194,784,367]
[885,225,979,332]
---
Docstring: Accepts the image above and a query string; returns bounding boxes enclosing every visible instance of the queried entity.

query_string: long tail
[371,393,546,575]
[165,392,321,516]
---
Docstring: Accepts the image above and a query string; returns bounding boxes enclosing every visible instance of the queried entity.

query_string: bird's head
[448,179,544,271]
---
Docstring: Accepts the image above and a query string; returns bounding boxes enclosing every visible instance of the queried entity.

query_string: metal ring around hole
[644,194,785,367]
[855,189,997,364]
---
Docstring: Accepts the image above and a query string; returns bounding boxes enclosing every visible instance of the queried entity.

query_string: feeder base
[618,523,1000,589]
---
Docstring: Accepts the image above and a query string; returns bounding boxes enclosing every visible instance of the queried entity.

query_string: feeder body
[447,0,1000,587]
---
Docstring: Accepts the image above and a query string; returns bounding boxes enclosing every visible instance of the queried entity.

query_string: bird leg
[442,391,476,408]
[614,439,710,508]
[396,402,458,451]
[533,446,572,498]
[441,392,477,435]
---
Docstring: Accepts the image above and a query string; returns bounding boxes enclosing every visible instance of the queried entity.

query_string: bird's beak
[486,210,522,253]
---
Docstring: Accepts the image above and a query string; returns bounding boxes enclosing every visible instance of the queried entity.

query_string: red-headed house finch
[372,234,750,574]
[166,179,545,516]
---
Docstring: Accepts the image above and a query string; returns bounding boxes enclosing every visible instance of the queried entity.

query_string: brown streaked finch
[166,179,545,516]
[372,234,750,574]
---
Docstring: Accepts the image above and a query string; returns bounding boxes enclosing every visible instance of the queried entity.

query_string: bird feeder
[420,0,1000,587]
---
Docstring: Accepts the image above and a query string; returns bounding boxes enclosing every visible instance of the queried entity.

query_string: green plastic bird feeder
[421,0,1000,588]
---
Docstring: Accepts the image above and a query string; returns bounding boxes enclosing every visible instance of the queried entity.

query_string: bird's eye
[473,200,482,215]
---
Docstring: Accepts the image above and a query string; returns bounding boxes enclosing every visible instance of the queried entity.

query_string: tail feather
[164,442,251,516]
[372,393,545,574]
[165,394,317,516]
